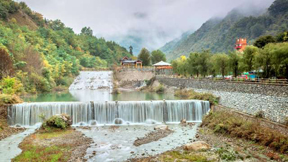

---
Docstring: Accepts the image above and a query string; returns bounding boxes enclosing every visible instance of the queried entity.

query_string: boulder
[180,119,187,124]
[154,125,168,131]
[90,121,97,126]
[184,141,211,151]
[114,118,123,124]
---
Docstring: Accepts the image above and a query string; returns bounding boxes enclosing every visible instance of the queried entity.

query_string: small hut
[153,61,173,75]
[120,57,142,68]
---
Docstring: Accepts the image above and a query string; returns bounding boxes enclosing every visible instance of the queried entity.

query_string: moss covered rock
[42,114,72,130]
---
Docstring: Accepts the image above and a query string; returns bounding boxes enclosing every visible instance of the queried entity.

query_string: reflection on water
[23,90,178,102]
[69,90,113,102]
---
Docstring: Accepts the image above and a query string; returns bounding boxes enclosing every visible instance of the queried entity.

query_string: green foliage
[0,0,131,94]
[138,48,151,66]
[81,27,93,36]
[151,50,166,64]
[268,0,288,16]
[155,84,165,93]
[253,35,275,48]
[211,53,229,77]
[174,89,219,105]
[42,114,72,130]
[216,148,237,161]
[228,51,241,77]
[0,94,22,105]
[0,77,23,95]
[242,46,258,72]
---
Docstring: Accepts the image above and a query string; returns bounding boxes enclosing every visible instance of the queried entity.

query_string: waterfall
[8,100,210,126]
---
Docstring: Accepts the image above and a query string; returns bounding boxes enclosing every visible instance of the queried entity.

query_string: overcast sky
[17,0,274,53]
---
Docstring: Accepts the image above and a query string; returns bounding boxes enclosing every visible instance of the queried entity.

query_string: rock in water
[180,119,187,124]
[114,118,123,124]
[90,121,97,126]
[154,125,168,130]
[184,141,211,151]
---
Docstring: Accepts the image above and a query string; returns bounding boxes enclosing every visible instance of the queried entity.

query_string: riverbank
[131,108,288,162]
[13,128,92,161]
[0,105,25,140]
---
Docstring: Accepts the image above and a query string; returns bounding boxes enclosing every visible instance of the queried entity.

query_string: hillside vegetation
[166,0,288,60]
[0,0,131,96]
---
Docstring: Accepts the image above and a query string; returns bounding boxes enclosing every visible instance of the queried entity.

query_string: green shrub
[0,94,22,105]
[42,114,72,131]
[155,84,165,93]
[216,148,237,161]
[146,77,156,86]
[255,110,265,118]
[0,77,24,95]
[174,89,219,105]
[56,76,74,86]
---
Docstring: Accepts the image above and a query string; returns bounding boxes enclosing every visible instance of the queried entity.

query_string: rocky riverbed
[78,124,200,162]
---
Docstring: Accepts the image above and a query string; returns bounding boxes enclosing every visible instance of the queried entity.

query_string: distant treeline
[171,32,288,79]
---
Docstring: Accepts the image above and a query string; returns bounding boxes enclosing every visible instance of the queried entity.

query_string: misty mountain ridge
[163,0,286,60]
[159,29,194,54]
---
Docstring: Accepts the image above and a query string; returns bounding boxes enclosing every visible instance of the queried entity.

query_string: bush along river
[2,71,287,161]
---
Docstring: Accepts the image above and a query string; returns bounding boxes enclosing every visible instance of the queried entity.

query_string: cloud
[18,0,274,54]
[133,12,148,19]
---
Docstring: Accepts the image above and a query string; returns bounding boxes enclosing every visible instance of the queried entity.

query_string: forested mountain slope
[0,0,131,94]
[159,30,194,55]
[166,0,287,60]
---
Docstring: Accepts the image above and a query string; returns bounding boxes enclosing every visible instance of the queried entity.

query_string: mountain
[0,0,131,94]
[159,30,194,55]
[166,0,287,60]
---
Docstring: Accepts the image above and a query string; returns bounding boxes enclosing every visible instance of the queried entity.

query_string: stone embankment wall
[156,76,288,123]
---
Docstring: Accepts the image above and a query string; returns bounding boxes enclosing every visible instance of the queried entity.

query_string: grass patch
[174,89,219,105]
[159,151,212,162]
[13,145,70,162]
[13,129,79,162]
[36,129,73,140]
[201,110,288,154]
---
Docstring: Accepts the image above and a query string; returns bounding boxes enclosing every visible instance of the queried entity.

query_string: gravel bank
[194,89,288,123]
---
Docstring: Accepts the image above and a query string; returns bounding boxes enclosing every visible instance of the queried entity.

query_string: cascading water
[8,100,210,126]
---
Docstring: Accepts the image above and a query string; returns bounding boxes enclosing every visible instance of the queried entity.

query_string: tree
[271,42,288,79]
[211,54,229,78]
[253,36,275,48]
[242,46,258,72]
[255,46,274,78]
[129,46,133,55]
[138,48,151,66]
[0,49,13,79]
[81,27,93,36]
[0,4,8,19]
[187,53,200,77]
[151,50,166,64]
[276,31,288,43]
[228,51,241,77]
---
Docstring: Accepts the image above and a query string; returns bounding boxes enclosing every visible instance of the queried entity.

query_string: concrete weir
[8,100,210,126]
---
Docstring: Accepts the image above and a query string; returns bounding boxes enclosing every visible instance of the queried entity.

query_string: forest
[0,0,131,100]
[171,32,288,79]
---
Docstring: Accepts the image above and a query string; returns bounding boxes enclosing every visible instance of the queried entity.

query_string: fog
[17,0,274,54]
